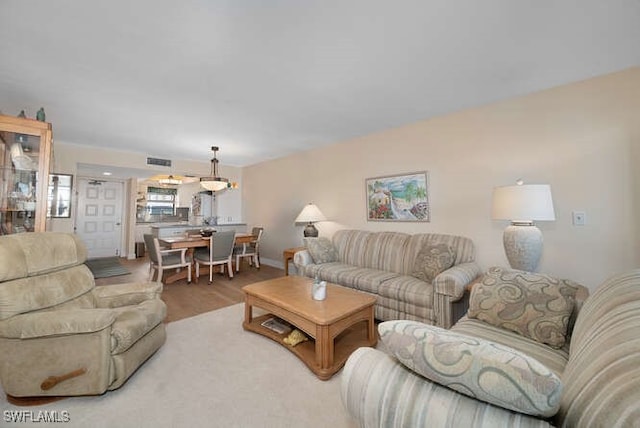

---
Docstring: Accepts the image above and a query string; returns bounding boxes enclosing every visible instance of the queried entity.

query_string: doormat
[85,257,131,279]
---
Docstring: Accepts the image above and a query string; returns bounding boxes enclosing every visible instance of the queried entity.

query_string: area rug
[85,257,130,278]
[0,304,357,428]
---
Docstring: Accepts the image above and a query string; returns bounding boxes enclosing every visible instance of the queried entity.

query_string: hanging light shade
[200,146,230,192]
[158,175,182,185]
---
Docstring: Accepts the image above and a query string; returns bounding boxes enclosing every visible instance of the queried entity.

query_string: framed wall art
[366,171,430,222]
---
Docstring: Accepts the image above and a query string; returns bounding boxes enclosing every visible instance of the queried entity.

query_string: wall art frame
[366,171,430,222]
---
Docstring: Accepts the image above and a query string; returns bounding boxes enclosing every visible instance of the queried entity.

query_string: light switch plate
[572,211,586,226]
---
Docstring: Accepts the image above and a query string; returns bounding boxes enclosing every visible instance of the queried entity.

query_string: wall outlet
[572,211,586,226]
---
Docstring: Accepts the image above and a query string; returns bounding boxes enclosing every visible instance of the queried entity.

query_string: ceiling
[1,1,639,168]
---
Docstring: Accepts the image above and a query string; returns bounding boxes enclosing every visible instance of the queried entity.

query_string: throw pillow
[411,243,455,283]
[304,237,338,264]
[468,267,580,348]
[379,320,563,417]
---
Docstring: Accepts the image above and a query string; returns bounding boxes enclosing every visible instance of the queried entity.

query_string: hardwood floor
[95,256,285,322]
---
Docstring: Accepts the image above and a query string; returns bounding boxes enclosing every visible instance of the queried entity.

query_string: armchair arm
[433,262,482,328]
[341,347,551,428]
[0,309,116,339]
[160,247,189,263]
[293,249,313,268]
[92,281,163,308]
[433,262,482,301]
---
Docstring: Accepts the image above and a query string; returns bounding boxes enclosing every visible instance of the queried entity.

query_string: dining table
[159,232,256,284]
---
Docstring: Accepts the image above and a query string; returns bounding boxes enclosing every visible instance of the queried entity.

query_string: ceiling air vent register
[146,157,172,167]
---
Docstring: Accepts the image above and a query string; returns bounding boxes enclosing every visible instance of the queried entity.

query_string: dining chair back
[234,227,263,272]
[144,234,192,283]
[194,230,236,283]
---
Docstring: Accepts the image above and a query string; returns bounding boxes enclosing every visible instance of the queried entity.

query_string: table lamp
[491,180,555,272]
[295,203,326,237]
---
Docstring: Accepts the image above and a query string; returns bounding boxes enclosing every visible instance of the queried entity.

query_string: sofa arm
[293,249,313,269]
[0,309,116,339]
[341,347,551,428]
[434,262,482,301]
[92,281,163,308]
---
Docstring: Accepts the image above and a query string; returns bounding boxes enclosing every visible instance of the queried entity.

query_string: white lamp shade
[200,177,229,192]
[491,184,555,223]
[295,203,326,223]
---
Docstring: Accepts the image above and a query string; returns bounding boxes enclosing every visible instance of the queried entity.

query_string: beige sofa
[0,232,166,400]
[294,229,481,328]
[341,267,640,427]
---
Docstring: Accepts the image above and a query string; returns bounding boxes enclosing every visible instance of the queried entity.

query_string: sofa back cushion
[361,232,409,273]
[332,230,409,273]
[332,230,475,277]
[403,233,475,275]
[333,229,410,273]
[332,230,373,267]
[0,232,88,281]
[557,269,640,427]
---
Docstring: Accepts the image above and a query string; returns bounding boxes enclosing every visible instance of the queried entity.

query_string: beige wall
[243,68,640,291]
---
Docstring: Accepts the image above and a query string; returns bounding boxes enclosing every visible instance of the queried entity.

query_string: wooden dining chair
[143,234,192,283]
[194,231,236,284]
[234,227,263,272]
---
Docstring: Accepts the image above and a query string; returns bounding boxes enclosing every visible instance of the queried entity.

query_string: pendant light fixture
[158,175,182,185]
[200,146,230,192]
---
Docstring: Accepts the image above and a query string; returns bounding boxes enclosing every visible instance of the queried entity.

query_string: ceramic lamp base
[303,223,319,237]
[503,224,543,272]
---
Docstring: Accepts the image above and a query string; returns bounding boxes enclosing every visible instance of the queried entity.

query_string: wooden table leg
[316,325,333,370]
[367,307,376,344]
[244,300,253,325]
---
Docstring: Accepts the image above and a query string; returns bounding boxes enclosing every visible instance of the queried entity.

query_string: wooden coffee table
[242,276,377,380]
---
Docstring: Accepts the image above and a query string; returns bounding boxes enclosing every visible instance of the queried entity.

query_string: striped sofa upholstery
[341,269,640,427]
[294,229,480,328]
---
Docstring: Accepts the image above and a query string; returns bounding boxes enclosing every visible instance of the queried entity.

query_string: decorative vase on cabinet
[0,114,53,234]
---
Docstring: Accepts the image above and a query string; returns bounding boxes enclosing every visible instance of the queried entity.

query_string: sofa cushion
[378,275,433,308]
[452,316,569,377]
[468,267,580,348]
[304,237,338,264]
[375,296,434,323]
[403,233,475,275]
[379,320,563,417]
[411,243,455,283]
[304,263,397,295]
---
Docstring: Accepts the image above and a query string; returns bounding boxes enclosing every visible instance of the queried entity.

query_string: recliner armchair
[0,232,167,402]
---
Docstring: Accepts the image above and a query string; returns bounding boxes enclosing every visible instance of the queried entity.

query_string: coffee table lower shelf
[243,312,374,380]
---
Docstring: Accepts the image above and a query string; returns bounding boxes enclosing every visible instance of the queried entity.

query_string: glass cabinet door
[0,114,53,234]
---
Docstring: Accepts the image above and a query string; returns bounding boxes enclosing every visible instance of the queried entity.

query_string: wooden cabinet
[0,114,53,234]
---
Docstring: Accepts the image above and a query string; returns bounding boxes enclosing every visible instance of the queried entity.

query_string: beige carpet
[0,304,357,428]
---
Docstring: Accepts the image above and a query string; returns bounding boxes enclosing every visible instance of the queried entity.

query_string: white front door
[76,178,124,258]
